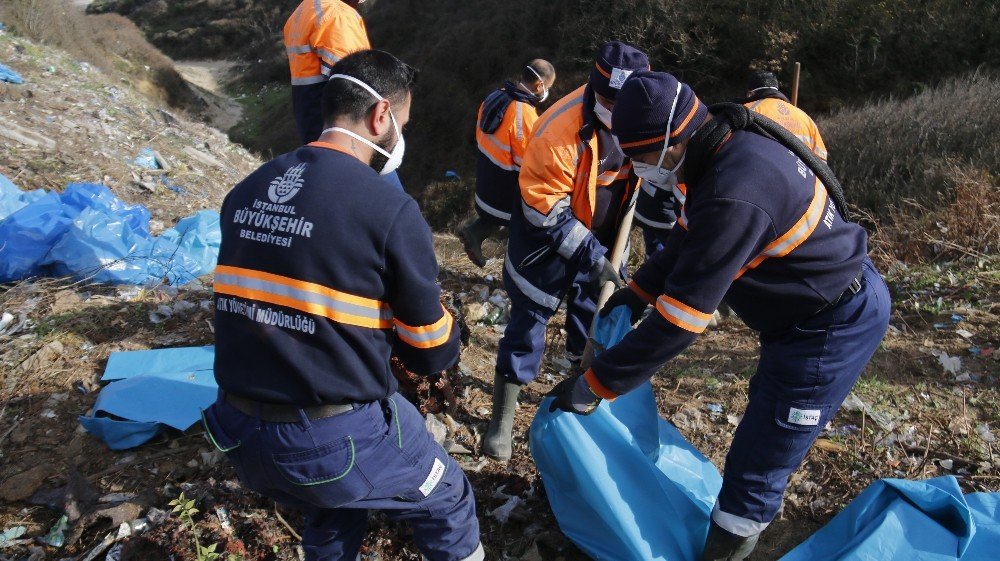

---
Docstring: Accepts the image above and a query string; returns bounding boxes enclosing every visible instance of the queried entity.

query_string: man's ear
[368,99,393,137]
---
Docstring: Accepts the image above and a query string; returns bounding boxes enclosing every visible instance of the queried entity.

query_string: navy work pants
[713,258,890,536]
[202,393,484,561]
[496,267,595,385]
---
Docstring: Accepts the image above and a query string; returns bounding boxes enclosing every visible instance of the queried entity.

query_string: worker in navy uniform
[205,50,484,561]
[547,71,890,561]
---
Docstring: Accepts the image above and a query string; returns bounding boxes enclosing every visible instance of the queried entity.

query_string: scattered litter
[706,403,724,414]
[40,515,68,547]
[955,373,974,383]
[970,345,995,358]
[425,413,447,447]
[938,459,954,471]
[105,542,123,561]
[813,439,847,454]
[951,314,964,323]
[956,329,974,339]
[828,424,860,437]
[841,393,898,432]
[0,62,23,84]
[726,414,743,427]
[551,357,572,371]
[977,424,996,444]
[445,440,472,454]
[937,351,963,375]
[215,506,232,533]
[99,493,137,503]
[0,120,55,150]
[490,487,523,524]
[148,305,173,324]
[0,526,26,547]
[463,458,489,473]
[40,409,57,419]
[0,312,13,332]
[132,148,169,172]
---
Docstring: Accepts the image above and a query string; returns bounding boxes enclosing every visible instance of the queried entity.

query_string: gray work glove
[589,257,624,295]
[599,286,649,324]
[547,374,602,415]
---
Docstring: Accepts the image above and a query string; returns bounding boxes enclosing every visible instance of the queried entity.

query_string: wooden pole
[791,61,802,107]
[580,195,638,369]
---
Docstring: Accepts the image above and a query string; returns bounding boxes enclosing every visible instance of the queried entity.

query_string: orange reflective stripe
[619,134,666,150]
[655,294,712,333]
[735,177,828,280]
[670,97,701,138]
[214,265,392,329]
[393,305,454,349]
[594,62,611,79]
[585,368,618,400]
[628,280,657,305]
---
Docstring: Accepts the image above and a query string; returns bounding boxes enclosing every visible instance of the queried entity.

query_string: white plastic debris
[0,312,14,332]
[489,488,523,524]
[935,351,962,375]
[939,459,954,471]
[148,305,173,324]
[977,424,996,443]
[425,413,447,446]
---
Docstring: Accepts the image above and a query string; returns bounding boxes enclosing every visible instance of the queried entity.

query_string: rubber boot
[458,218,502,268]
[701,519,760,561]
[483,372,521,461]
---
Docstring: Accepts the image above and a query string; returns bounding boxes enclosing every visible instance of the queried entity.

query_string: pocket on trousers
[774,401,831,433]
[201,407,241,453]
[272,437,373,504]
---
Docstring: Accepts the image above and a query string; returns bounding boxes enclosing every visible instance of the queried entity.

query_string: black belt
[225,393,355,423]
[828,268,864,309]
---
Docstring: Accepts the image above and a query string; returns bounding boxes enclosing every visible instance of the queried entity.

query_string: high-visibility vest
[283,0,371,86]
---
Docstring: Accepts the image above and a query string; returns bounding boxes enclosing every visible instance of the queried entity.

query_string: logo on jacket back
[268,163,307,204]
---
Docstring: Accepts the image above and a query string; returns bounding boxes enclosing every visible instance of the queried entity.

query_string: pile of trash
[0,175,219,286]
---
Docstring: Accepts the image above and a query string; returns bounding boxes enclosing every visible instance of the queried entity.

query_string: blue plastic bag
[46,207,154,285]
[59,183,150,234]
[80,346,219,450]
[530,308,723,561]
[153,210,220,281]
[0,192,73,282]
[779,476,1000,561]
[0,63,23,85]
[0,173,24,221]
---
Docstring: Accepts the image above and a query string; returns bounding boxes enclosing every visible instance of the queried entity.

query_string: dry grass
[0,0,200,109]
[821,71,1000,213]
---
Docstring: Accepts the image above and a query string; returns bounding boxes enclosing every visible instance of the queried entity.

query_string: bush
[820,71,1000,212]
[418,178,475,232]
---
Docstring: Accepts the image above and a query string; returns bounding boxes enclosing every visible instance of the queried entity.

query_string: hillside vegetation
[89,0,998,218]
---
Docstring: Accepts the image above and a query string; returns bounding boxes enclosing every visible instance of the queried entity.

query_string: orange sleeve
[518,127,577,216]
[510,104,540,165]
[313,8,371,66]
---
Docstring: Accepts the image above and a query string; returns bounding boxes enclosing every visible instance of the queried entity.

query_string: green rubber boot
[701,519,760,561]
[458,218,502,268]
[483,372,521,461]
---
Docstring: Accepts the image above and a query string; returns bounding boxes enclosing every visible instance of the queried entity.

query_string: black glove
[547,374,601,415]
[599,286,649,324]
[589,257,624,294]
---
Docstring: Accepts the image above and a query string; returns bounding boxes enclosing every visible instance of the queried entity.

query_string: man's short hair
[523,58,555,84]
[322,50,418,125]
[746,70,780,92]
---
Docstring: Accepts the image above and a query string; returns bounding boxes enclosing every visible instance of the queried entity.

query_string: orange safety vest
[745,98,828,161]
[519,85,634,230]
[283,0,371,86]
[476,98,539,172]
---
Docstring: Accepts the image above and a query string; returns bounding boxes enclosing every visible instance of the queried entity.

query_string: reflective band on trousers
[504,254,560,311]
[475,194,511,221]
[735,176,827,279]
[214,264,392,329]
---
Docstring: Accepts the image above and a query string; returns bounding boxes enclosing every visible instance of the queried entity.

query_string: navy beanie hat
[589,41,650,101]
[611,71,708,158]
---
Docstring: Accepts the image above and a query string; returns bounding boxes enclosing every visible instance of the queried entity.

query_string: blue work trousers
[714,258,891,536]
[202,393,483,561]
[497,267,595,385]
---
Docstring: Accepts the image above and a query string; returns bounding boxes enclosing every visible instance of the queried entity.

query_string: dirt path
[174,60,245,133]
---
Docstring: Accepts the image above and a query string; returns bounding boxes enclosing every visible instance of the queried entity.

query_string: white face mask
[630,82,684,190]
[524,65,549,103]
[322,74,405,176]
[593,101,613,129]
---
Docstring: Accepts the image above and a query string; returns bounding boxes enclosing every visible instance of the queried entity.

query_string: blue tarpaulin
[79,346,218,450]
[529,305,723,561]
[779,476,1000,561]
[0,178,219,285]
[0,62,23,84]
